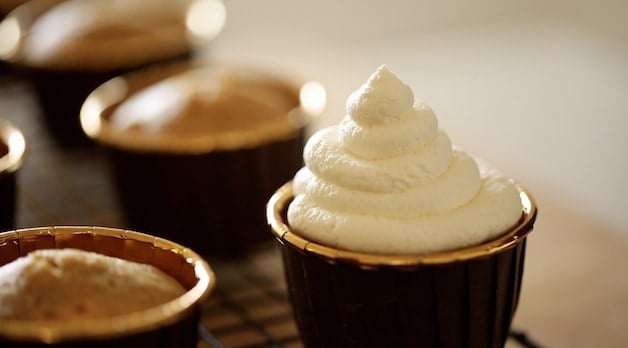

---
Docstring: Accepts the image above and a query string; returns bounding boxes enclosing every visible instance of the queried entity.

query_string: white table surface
[203,1,628,347]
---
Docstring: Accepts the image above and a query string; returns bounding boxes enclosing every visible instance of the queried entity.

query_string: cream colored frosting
[20,0,195,69]
[287,65,523,254]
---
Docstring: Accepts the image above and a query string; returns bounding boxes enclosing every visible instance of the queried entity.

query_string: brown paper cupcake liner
[0,226,215,347]
[107,131,305,257]
[0,172,17,231]
[268,182,537,348]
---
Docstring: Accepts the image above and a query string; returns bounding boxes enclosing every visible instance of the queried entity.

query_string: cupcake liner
[0,172,16,231]
[106,130,305,257]
[0,312,200,348]
[0,120,26,232]
[268,182,537,348]
[0,60,8,75]
[0,226,215,347]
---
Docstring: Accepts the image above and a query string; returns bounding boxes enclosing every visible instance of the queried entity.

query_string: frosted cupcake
[0,0,225,146]
[267,65,537,347]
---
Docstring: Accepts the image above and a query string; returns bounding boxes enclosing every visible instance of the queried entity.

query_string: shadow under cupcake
[80,61,326,258]
[0,0,226,147]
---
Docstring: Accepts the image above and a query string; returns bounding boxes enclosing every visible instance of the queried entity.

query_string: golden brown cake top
[80,63,314,153]
[0,248,186,320]
[109,68,299,137]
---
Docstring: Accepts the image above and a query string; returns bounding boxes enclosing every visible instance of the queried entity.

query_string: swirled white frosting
[287,65,523,254]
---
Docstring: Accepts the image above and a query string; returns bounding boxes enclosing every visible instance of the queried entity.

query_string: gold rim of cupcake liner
[79,61,326,154]
[0,226,216,343]
[0,119,26,174]
[267,182,537,269]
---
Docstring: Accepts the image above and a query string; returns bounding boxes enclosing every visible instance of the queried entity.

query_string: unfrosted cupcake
[0,0,226,146]
[80,61,326,257]
[0,226,215,347]
[267,65,537,348]
[0,119,26,232]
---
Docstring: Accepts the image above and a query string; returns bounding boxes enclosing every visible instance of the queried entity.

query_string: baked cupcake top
[0,248,186,320]
[82,64,309,153]
[287,65,523,255]
[6,0,225,70]
[110,68,298,137]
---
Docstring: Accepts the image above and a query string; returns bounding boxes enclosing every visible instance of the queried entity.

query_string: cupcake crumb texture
[0,248,185,320]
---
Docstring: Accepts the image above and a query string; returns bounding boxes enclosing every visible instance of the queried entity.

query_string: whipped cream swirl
[287,65,523,254]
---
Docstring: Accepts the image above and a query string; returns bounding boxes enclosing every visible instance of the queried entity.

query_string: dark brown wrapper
[0,171,17,231]
[268,182,537,348]
[108,130,305,257]
[0,226,216,347]
[279,238,527,348]
[0,310,200,348]
[0,59,8,75]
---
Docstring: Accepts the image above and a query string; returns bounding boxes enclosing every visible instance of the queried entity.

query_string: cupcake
[80,61,326,257]
[0,226,215,347]
[0,119,26,232]
[0,0,226,146]
[267,65,538,347]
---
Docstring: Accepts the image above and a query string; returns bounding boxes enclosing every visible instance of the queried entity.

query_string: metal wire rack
[0,72,542,348]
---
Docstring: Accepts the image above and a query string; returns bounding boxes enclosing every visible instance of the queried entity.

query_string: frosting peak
[346,65,414,126]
